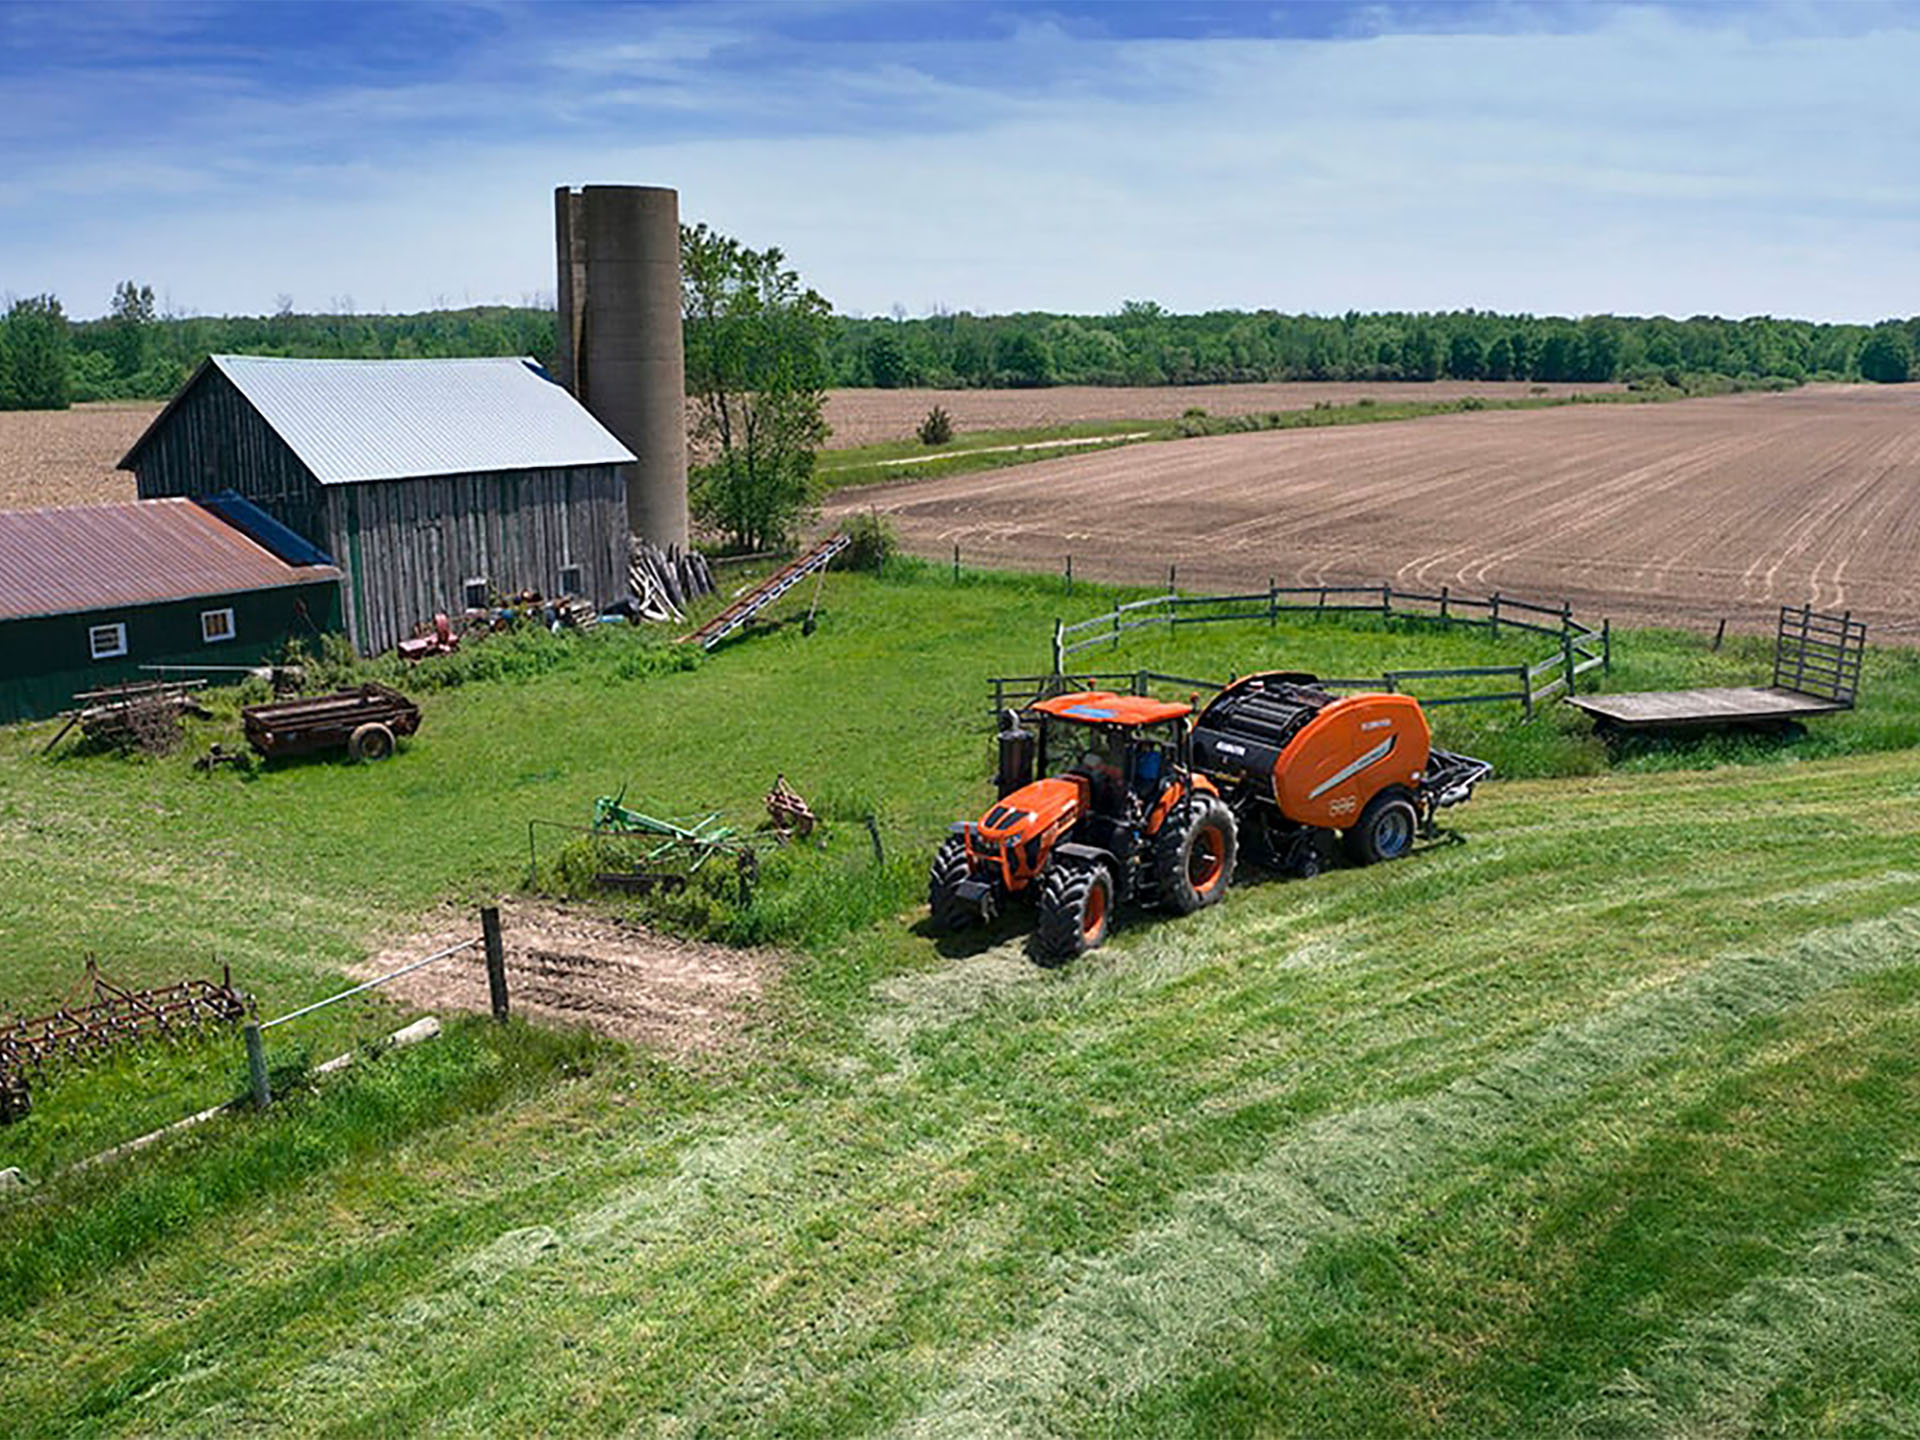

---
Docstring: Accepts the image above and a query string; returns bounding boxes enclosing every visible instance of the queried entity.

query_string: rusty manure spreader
[929,673,1491,962]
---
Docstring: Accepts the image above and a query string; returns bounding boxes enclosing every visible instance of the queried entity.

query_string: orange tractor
[929,673,1489,961]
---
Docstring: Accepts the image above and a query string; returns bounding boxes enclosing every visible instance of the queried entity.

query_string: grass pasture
[3,562,1919,1434]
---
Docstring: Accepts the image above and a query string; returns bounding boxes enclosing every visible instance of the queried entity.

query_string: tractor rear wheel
[928,834,976,931]
[348,722,395,762]
[1343,788,1418,866]
[1034,861,1113,964]
[1153,794,1238,915]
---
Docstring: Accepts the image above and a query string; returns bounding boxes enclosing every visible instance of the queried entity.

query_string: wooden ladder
[679,533,851,650]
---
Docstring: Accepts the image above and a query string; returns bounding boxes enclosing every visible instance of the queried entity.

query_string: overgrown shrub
[839,510,897,572]
[916,405,954,446]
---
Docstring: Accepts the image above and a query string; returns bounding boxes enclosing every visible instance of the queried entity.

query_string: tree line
[830,304,1920,390]
[3,283,1917,414]
[0,287,555,410]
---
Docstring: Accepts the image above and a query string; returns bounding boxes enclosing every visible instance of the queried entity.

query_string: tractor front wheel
[1343,788,1418,866]
[1033,861,1113,964]
[1153,795,1238,915]
[928,834,976,931]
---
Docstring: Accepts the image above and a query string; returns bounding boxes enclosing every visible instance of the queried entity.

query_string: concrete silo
[554,185,688,550]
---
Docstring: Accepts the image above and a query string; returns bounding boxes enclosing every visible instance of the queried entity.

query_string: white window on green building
[89,622,128,660]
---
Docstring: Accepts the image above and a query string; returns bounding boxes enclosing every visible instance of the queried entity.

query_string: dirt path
[355,900,778,1057]
[826,385,1920,639]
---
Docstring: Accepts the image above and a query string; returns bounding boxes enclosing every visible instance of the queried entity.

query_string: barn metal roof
[121,355,637,485]
[0,499,340,622]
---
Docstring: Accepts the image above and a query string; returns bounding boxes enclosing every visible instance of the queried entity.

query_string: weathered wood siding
[128,371,331,550]
[326,466,626,655]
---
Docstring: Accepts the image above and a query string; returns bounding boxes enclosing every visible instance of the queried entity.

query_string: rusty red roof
[0,499,340,622]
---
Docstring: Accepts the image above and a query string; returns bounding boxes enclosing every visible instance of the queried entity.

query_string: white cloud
[4,5,1917,320]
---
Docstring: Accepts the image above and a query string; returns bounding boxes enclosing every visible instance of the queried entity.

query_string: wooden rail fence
[1031,582,1608,717]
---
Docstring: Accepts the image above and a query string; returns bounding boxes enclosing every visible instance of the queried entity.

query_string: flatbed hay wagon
[242,682,421,762]
[1567,604,1865,735]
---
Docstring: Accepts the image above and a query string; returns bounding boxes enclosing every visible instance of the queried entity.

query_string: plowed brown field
[826,385,1920,639]
[0,403,151,510]
[0,383,1614,512]
[821,380,1619,449]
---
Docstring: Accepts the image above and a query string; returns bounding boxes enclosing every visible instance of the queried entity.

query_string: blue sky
[1,1,1916,322]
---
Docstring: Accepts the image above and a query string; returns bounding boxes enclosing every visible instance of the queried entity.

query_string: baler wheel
[348,722,396,762]
[928,834,976,931]
[1034,861,1112,964]
[1153,795,1238,915]
[1343,788,1418,865]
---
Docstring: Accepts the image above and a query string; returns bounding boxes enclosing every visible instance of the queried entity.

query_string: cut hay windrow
[896,908,1920,1437]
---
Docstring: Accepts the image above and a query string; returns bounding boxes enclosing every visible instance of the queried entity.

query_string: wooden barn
[0,498,342,724]
[121,355,636,655]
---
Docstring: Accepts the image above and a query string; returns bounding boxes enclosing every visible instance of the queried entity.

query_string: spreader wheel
[1343,788,1418,866]
[1033,862,1113,964]
[928,833,976,931]
[1153,795,1238,915]
[348,722,396,762]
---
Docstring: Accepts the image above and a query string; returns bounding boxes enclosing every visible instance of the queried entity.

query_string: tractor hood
[977,775,1087,843]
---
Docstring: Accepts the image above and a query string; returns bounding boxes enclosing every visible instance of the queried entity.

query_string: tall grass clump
[0,1019,604,1319]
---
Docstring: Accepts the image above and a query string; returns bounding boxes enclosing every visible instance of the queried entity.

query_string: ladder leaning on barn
[679,534,851,651]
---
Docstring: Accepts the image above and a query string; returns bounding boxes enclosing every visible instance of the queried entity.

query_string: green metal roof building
[0,498,342,725]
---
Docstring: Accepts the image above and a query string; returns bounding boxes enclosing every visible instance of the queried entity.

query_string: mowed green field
[4,564,1920,1434]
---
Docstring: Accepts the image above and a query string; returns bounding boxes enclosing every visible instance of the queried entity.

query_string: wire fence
[245,909,506,1110]
[1037,581,1609,717]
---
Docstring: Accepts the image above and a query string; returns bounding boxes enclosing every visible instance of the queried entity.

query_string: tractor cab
[931,691,1239,961]
[1013,691,1193,815]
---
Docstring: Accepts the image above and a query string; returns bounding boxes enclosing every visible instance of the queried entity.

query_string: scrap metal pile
[0,960,255,1124]
[629,538,715,624]
[41,679,211,756]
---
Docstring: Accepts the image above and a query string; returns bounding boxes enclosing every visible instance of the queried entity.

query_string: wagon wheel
[348,722,396,762]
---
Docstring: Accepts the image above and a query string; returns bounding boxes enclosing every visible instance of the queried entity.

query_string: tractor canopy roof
[1031,691,1192,726]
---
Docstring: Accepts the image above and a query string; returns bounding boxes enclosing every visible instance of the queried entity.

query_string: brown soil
[0,402,150,511]
[821,380,1621,450]
[0,384,1612,515]
[354,900,777,1057]
[825,384,1920,640]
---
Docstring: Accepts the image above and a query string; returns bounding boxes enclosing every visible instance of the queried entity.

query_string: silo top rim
[560,184,679,197]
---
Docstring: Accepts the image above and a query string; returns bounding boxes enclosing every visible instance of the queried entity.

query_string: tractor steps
[679,533,850,651]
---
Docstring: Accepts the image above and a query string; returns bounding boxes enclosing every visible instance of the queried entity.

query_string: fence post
[1440,584,1450,622]
[1490,592,1502,638]
[1381,582,1392,618]
[1268,578,1277,628]
[1521,665,1533,719]
[952,543,960,583]
[244,1022,271,1110]
[864,814,885,868]
[1065,553,1073,595]
[1168,564,1177,593]
[482,906,508,1023]
[1603,617,1612,673]
[1052,619,1065,676]
[1563,630,1576,695]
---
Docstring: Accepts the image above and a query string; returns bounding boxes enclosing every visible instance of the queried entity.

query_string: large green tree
[1,295,72,410]
[105,279,158,378]
[1857,326,1913,384]
[681,223,834,553]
